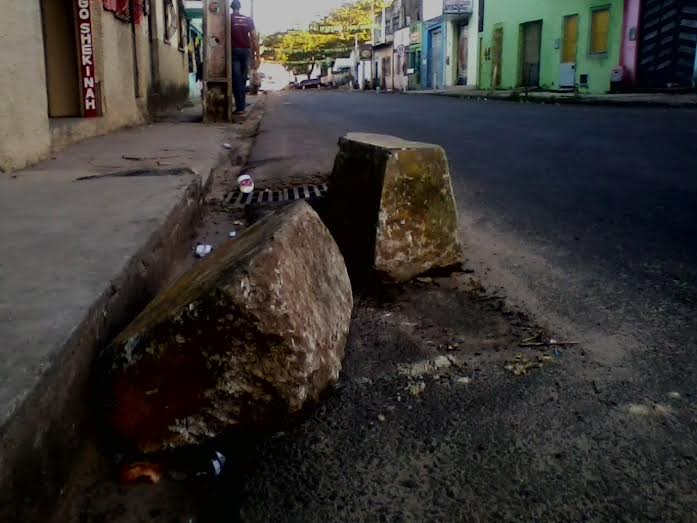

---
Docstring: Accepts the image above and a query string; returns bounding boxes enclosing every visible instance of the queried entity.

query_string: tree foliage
[262,0,388,78]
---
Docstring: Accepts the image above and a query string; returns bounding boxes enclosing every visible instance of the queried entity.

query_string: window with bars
[589,7,610,55]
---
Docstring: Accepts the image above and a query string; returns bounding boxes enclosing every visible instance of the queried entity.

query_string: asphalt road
[252,90,697,363]
[240,91,697,521]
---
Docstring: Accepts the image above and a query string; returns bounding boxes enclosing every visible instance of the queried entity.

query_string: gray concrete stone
[325,132,463,282]
[101,201,353,453]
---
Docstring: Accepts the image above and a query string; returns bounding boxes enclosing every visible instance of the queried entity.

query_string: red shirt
[231,14,255,49]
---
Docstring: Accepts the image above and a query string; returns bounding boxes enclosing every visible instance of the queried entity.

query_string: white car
[259,64,290,92]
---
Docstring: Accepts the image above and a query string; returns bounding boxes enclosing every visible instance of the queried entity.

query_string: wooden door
[560,14,579,88]
[562,15,579,63]
[41,0,81,117]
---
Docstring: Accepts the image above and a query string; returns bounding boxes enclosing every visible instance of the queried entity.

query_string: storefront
[408,22,423,89]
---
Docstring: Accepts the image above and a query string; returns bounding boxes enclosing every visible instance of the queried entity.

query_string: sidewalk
[0,104,236,521]
[407,85,697,107]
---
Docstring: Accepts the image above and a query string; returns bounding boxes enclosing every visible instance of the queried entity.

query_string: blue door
[427,28,443,89]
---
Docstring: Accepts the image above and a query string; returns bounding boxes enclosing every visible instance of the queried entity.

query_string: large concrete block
[100,201,353,453]
[326,133,462,282]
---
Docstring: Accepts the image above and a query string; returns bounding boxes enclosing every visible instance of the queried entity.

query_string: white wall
[423,0,443,21]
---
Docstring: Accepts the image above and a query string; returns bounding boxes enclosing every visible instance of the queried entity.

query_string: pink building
[620,0,641,87]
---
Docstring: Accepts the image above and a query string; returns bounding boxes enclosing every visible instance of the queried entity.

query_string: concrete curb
[0,175,209,520]
[407,90,697,109]
[1,96,272,522]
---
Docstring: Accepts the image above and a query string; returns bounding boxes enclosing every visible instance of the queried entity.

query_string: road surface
[252,90,697,367]
[241,90,697,521]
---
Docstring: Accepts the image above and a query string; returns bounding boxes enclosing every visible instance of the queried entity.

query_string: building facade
[0,0,190,172]
[373,0,423,90]
[421,0,479,89]
[479,0,625,94]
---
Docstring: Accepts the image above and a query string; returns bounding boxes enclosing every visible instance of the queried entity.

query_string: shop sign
[443,0,473,16]
[76,0,99,117]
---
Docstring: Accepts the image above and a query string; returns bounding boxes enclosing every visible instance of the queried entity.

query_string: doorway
[491,26,504,88]
[428,28,443,89]
[41,0,81,117]
[457,25,469,85]
[520,20,542,87]
[560,14,578,88]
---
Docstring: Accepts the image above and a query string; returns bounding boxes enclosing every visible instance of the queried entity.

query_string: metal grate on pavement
[223,184,328,207]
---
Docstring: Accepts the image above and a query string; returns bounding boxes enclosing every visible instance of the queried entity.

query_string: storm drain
[223,184,328,207]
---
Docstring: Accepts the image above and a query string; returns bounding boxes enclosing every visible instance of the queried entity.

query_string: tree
[261,0,389,80]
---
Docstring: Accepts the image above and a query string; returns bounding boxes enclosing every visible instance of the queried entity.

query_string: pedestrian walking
[230,0,258,114]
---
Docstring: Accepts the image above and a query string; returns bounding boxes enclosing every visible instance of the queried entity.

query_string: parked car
[297,78,321,90]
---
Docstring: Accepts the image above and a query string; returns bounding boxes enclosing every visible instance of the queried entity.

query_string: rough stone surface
[101,201,353,453]
[326,133,462,282]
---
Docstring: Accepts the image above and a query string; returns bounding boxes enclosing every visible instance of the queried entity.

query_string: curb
[408,90,697,109]
[6,97,271,523]
[0,176,208,522]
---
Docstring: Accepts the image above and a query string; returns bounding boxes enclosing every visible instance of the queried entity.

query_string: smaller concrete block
[100,201,353,453]
[326,133,462,282]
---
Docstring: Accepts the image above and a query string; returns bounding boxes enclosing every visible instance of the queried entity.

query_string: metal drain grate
[223,184,328,207]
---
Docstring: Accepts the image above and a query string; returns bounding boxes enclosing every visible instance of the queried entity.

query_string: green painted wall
[479,0,624,94]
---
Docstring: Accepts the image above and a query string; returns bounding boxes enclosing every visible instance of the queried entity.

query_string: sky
[239,0,350,35]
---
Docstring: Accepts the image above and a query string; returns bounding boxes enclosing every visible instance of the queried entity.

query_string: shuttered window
[590,7,610,54]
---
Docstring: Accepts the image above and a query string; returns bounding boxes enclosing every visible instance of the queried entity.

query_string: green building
[479,0,625,94]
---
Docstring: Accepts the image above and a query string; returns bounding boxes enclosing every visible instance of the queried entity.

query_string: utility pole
[251,0,254,19]
[371,0,376,89]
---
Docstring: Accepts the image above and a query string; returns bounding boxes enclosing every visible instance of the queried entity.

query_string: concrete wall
[0,2,51,171]
[480,0,624,94]
[151,0,189,106]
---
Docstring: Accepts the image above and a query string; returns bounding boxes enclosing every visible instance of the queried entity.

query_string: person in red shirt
[230,0,258,114]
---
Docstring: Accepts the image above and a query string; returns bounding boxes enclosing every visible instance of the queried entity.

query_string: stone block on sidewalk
[325,133,462,282]
[100,201,353,453]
